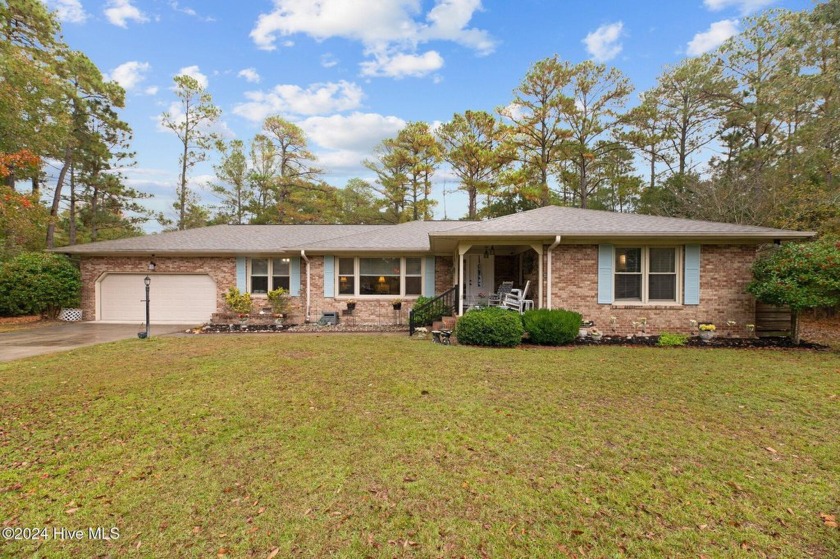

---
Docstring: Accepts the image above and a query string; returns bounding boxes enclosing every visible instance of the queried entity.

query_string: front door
[464,254,494,307]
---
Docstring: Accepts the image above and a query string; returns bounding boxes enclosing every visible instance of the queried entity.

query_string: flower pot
[392,303,402,310]
[591,334,603,342]
[346,303,356,310]
[699,330,714,342]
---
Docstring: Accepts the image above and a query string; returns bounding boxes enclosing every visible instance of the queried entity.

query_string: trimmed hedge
[0,252,81,318]
[454,307,524,347]
[521,308,581,345]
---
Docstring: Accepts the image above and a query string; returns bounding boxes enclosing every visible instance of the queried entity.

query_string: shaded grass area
[1,335,838,557]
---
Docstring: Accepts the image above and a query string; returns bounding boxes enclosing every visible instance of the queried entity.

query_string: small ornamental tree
[747,239,840,343]
[0,253,81,318]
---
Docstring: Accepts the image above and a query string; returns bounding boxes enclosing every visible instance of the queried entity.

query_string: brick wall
[550,244,758,336]
[82,254,456,325]
[80,256,237,321]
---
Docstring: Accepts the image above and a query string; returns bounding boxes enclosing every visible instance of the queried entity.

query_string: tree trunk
[46,147,72,249]
[68,163,77,245]
[467,186,477,220]
[179,140,188,230]
[90,181,100,242]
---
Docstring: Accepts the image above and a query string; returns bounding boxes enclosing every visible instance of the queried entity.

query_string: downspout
[546,236,562,309]
[300,250,311,322]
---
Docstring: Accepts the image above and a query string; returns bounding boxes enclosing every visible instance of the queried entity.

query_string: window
[250,258,291,294]
[337,257,424,297]
[614,247,679,303]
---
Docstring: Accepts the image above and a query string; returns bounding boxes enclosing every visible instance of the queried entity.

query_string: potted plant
[346,299,356,311]
[580,320,594,338]
[392,298,402,310]
[589,327,603,342]
[699,323,716,341]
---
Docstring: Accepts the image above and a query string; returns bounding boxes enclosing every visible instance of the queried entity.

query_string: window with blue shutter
[424,256,436,296]
[684,245,701,305]
[323,256,335,298]
[289,256,301,296]
[236,256,247,292]
[597,244,614,304]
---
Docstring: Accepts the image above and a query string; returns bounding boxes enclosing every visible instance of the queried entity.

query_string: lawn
[1,335,838,558]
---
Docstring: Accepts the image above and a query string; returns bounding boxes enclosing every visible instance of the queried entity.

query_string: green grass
[1,335,838,558]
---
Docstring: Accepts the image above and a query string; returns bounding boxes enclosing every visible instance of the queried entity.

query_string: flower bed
[569,335,827,350]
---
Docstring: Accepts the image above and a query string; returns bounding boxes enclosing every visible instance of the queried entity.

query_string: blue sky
[45,0,811,226]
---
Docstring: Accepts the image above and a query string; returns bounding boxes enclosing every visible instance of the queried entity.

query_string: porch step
[431,316,458,332]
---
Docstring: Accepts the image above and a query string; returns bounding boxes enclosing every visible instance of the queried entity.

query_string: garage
[98,274,217,323]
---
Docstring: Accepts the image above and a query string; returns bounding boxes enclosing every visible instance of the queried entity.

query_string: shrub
[657,332,689,347]
[267,287,289,315]
[455,307,524,347]
[0,252,81,318]
[224,287,253,315]
[521,308,581,345]
[410,295,450,325]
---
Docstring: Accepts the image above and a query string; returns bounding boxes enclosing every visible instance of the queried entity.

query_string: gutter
[300,250,311,322]
[546,236,562,309]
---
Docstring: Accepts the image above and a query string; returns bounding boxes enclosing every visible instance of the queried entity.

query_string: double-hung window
[614,247,679,303]
[250,258,291,294]
[337,257,423,297]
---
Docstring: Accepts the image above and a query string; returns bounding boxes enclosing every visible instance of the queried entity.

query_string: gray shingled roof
[56,206,813,256]
[429,206,814,239]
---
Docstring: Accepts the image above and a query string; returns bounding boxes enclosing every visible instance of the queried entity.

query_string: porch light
[483,247,489,258]
[148,261,156,271]
[490,246,496,256]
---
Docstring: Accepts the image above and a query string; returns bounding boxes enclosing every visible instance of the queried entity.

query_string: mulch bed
[569,335,828,350]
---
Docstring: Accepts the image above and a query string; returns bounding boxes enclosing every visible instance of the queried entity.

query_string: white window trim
[247,257,291,296]
[336,256,425,298]
[613,246,683,305]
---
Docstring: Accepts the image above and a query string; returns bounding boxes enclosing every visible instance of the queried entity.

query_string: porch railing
[409,284,459,336]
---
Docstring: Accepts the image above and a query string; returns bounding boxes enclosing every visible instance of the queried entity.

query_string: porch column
[530,243,544,309]
[457,243,472,316]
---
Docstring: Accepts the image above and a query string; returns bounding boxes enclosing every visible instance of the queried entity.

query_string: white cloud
[687,19,739,56]
[144,86,159,96]
[104,0,148,27]
[107,61,150,91]
[300,112,406,152]
[250,0,495,79]
[703,0,775,14]
[237,68,261,83]
[169,1,216,22]
[360,50,444,78]
[47,0,88,23]
[176,65,209,88]
[583,21,624,62]
[232,80,364,122]
[320,53,339,68]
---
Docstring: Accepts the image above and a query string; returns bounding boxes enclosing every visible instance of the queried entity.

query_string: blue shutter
[597,244,614,304]
[323,255,335,298]
[684,245,701,305]
[289,256,301,297]
[424,256,436,296]
[236,257,247,292]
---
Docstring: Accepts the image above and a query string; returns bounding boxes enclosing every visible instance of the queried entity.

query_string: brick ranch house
[57,206,813,335]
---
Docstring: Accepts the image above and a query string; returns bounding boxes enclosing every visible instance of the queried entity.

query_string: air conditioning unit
[319,311,339,325]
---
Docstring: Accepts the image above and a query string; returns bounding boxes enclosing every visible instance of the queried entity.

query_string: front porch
[454,242,543,316]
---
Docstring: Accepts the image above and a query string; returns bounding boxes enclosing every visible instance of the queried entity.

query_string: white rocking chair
[502,280,534,313]
[488,281,514,306]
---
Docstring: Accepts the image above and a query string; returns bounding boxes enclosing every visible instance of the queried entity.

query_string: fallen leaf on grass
[267,548,279,559]
[820,513,838,528]
[65,508,78,514]
[765,447,777,454]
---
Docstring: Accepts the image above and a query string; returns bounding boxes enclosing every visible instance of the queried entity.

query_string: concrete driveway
[0,322,194,362]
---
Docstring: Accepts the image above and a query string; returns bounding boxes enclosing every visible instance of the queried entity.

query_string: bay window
[337,257,424,297]
[614,247,679,303]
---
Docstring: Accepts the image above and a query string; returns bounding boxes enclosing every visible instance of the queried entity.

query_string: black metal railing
[409,284,459,336]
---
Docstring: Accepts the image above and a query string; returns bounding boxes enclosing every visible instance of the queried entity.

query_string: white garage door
[99,274,217,323]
